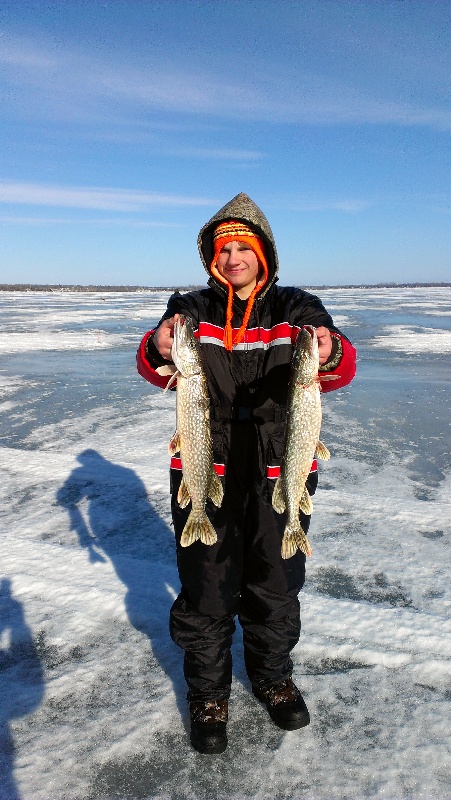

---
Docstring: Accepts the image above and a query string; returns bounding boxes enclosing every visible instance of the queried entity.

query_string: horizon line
[1,282,450,292]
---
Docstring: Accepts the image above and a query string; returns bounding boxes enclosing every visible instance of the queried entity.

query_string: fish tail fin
[294,525,312,558]
[177,477,191,508]
[281,526,298,559]
[281,524,312,559]
[316,440,330,460]
[180,510,217,548]
[299,488,313,515]
[208,470,224,508]
[272,476,286,514]
[168,431,181,456]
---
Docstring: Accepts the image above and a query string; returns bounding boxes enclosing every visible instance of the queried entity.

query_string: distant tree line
[1,282,450,292]
[0,284,204,292]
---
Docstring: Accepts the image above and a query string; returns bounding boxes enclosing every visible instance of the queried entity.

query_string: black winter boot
[189,699,228,754]
[253,678,310,731]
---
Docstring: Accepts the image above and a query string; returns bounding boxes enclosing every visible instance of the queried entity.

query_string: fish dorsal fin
[316,441,331,460]
[177,477,191,509]
[168,431,181,456]
[208,470,224,508]
[271,476,286,514]
[299,488,313,515]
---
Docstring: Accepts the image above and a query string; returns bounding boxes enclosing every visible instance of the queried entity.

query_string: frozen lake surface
[1,286,450,800]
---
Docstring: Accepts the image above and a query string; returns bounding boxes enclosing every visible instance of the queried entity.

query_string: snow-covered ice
[1,287,450,800]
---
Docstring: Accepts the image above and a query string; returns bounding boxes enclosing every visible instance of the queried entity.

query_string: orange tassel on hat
[210,220,268,351]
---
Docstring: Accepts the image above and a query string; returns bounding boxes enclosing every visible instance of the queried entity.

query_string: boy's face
[216,240,260,299]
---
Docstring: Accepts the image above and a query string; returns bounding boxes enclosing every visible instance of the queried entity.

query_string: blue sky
[1,0,450,287]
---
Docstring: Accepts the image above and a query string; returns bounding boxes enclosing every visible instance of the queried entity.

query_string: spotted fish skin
[169,316,223,547]
[272,326,330,559]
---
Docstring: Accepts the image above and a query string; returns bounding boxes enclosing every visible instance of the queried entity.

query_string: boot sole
[268,709,310,730]
[190,734,228,754]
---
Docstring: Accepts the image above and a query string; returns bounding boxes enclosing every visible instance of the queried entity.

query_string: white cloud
[0,182,372,218]
[161,147,265,162]
[0,37,56,69]
[0,182,216,212]
[0,215,187,227]
[276,198,373,214]
[2,31,451,131]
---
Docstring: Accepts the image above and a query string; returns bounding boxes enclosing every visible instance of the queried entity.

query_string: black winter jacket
[137,193,356,489]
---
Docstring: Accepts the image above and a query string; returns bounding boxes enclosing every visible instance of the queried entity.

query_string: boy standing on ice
[137,193,356,754]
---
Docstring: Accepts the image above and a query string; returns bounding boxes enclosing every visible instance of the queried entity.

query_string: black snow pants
[169,419,308,702]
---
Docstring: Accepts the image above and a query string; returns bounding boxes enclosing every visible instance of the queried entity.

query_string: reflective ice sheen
[0,287,450,800]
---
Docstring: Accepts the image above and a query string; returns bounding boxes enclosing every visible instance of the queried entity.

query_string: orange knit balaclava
[210,220,269,351]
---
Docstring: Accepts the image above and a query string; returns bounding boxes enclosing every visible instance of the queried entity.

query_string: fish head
[172,315,202,377]
[292,325,319,385]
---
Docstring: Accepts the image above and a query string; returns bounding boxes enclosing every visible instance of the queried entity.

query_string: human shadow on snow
[0,578,45,800]
[56,449,186,721]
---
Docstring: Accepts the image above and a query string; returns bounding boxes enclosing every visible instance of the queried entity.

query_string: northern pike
[272,325,331,559]
[165,315,223,547]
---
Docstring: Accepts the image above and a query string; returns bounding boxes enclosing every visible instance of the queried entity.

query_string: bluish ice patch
[1,287,450,800]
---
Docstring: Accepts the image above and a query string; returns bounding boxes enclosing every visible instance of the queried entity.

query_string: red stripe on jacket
[196,321,300,346]
[136,326,356,393]
[170,456,318,477]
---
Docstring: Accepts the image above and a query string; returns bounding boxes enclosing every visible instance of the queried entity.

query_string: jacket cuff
[319,333,343,372]
[136,331,174,389]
